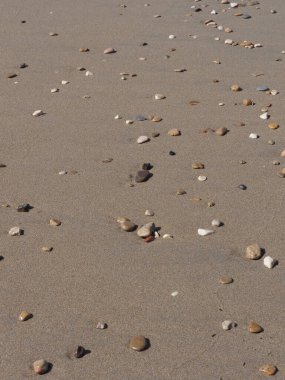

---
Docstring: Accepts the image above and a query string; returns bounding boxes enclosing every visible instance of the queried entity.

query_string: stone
[243,99,253,106]
[208,201,215,208]
[256,85,269,91]
[163,234,173,239]
[137,136,149,144]
[104,47,116,54]
[225,39,233,45]
[176,189,186,195]
[19,63,28,69]
[222,320,236,330]
[268,140,275,145]
[198,229,214,236]
[120,221,137,232]
[151,116,162,122]
[238,184,247,190]
[219,277,233,284]
[259,364,278,376]
[263,256,277,269]
[32,359,50,375]
[135,170,151,183]
[281,150,285,157]
[152,132,160,138]
[231,84,242,92]
[189,100,200,106]
[192,162,204,169]
[128,335,148,351]
[49,219,61,226]
[9,227,23,236]
[268,123,279,130]
[137,222,155,238]
[51,88,59,93]
[42,247,53,252]
[19,311,33,321]
[168,34,176,39]
[260,112,269,120]
[49,32,58,36]
[71,346,85,359]
[249,133,259,139]
[7,73,17,78]
[248,322,263,333]
[96,322,107,329]
[144,235,155,242]
[211,219,223,227]
[245,243,262,260]
[154,94,166,100]
[17,203,31,212]
[32,110,44,117]
[168,129,181,136]
[169,151,176,156]
[215,127,228,136]
[79,47,89,52]
[145,209,154,216]
[198,175,207,181]
[61,80,69,85]
[85,71,93,76]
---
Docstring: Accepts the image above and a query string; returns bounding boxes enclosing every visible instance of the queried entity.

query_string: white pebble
[9,227,23,236]
[198,228,214,236]
[249,133,259,139]
[254,43,263,48]
[154,93,166,100]
[263,256,277,269]
[222,320,236,331]
[211,10,218,15]
[61,80,69,85]
[85,71,93,76]
[137,136,149,144]
[214,37,220,41]
[230,2,238,7]
[58,171,67,175]
[211,219,223,227]
[145,209,154,216]
[270,89,278,95]
[169,34,176,39]
[217,26,224,31]
[154,231,160,238]
[198,175,207,181]
[32,110,44,117]
[163,234,173,239]
[126,120,134,125]
[219,102,225,106]
[171,291,178,297]
[260,112,269,120]
[224,39,233,45]
[51,88,59,93]
[114,115,122,119]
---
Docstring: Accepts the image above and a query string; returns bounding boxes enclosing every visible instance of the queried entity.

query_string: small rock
[145,209,154,216]
[268,140,275,145]
[104,47,116,54]
[249,133,259,139]
[215,127,228,136]
[238,184,247,190]
[225,39,233,45]
[259,364,278,376]
[211,219,223,227]
[163,234,173,239]
[168,34,176,39]
[192,162,204,169]
[49,32,58,36]
[243,99,253,106]
[263,256,277,269]
[198,228,214,236]
[135,170,151,183]
[222,320,236,330]
[51,88,59,93]
[248,322,263,333]
[32,359,50,375]
[59,171,67,175]
[169,151,176,156]
[42,247,53,252]
[61,80,69,85]
[49,219,61,226]
[256,85,269,91]
[176,189,186,195]
[144,235,155,242]
[129,335,148,351]
[9,227,23,236]
[154,94,166,100]
[168,129,181,136]
[19,63,28,69]
[151,116,162,122]
[152,132,160,138]
[219,277,233,284]
[32,110,44,117]
[268,123,279,130]
[79,47,89,52]
[71,346,85,359]
[245,243,262,260]
[260,112,269,120]
[120,221,137,232]
[19,311,33,321]
[137,136,149,144]
[231,84,242,92]
[7,73,17,78]
[137,222,155,238]
[17,203,31,212]
[85,70,93,76]
[96,322,108,329]
[198,175,207,181]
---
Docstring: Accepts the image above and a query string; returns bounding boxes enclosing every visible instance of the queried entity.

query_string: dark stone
[17,203,32,212]
[151,132,160,138]
[142,163,152,170]
[19,63,28,69]
[169,151,176,156]
[135,170,151,183]
[73,346,85,359]
[238,184,247,190]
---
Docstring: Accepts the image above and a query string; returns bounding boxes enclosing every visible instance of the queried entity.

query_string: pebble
[268,123,279,130]
[281,149,285,157]
[256,85,269,91]
[231,84,242,92]
[171,291,178,297]
[135,115,147,121]
[260,112,269,120]
[85,71,93,76]
[168,34,176,39]
[211,219,223,227]
[145,209,154,216]
[259,364,278,376]
[263,256,277,269]
[151,115,162,122]
[245,243,262,260]
[120,221,137,232]
[116,216,130,224]
[238,184,247,190]
[249,133,259,139]
[243,99,253,106]
[126,119,134,125]
[137,136,149,144]
[19,63,28,69]
[137,222,155,237]
[104,47,117,54]
[96,322,108,329]
[51,88,59,93]
[268,140,275,145]
[79,47,89,52]
[192,162,205,169]
[59,170,67,175]
[225,39,233,45]
[152,132,160,138]
[42,246,53,252]
[19,311,33,321]
[169,151,176,156]
[198,175,207,181]
[17,203,32,212]
[7,73,17,78]
[198,228,214,236]
[32,359,50,375]
[168,128,181,136]
[49,219,61,226]
[215,127,228,136]
[154,93,166,100]
[176,189,186,195]
[49,32,58,36]
[32,110,44,117]
[9,227,23,236]
[129,335,148,351]
[219,277,233,284]
[163,234,173,239]
[61,80,69,85]
[70,345,86,359]
[135,170,151,183]
[248,321,263,333]
[222,320,236,330]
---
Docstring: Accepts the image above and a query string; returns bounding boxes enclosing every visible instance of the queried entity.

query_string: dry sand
[0,0,284,379]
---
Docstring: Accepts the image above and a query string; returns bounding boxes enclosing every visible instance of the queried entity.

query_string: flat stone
[137,222,155,237]
[259,364,278,376]
[129,335,148,351]
[19,311,33,321]
[104,47,116,54]
[248,321,263,333]
[32,110,44,117]
[32,359,50,375]
[198,228,214,236]
[268,140,275,145]
[245,243,262,260]
[238,184,247,190]
[9,227,23,236]
[120,221,137,232]
[256,85,269,91]
[151,116,162,122]
[135,170,151,183]
[211,219,223,227]
[215,127,228,136]
[142,163,152,170]
[137,136,149,144]
[192,162,204,169]
[189,100,200,106]
[176,189,186,195]
[281,149,285,157]
[7,73,17,78]
[219,277,233,284]
[19,63,28,69]
[49,219,61,226]
[168,128,181,136]
[144,235,155,243]
[96,322,108,329]
[154,93,166,100]
[102,158,113,163]
[169,151,176,156]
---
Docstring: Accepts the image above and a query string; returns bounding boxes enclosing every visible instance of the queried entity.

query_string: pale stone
[249,133,259,139]
[137,222,155,237]
[120,221,137,232]
[9,227,23,236]
[245,243,261,260]
[211,219,222,227]
[198,175,207,181]
[32,359,50,375]
[219,277,233,284]
[32,110,44,117]
[154,93,166,100]
[259,364,278,376]
[260,112,269,120]
[145,209,154,216]
[61,80,69,85]
[263,256,277,269]
[222,320,236,330]
[137,136,149,144]
[198,228,214,236]
[268,123,279,130]
[168,128,181,136]
[51,88,59,93]
[49,219,61,226]
[19,311,33,321]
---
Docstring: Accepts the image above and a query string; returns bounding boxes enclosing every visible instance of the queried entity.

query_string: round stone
[71,345,85,359]
[192,162,204,169]
[19,311,33,321]
[135,170,151,183]
[176,189,186,195]
[168,128,181,136]
[137,222,155,238]
[268,140,275,145]
[128,335,148,351]
[259,364,278,376]
[32,359,50,375]
[231,84,242,92]
[104,47,116,54]
[268,123,279,129]
[120,221,137,232]
[215,127,228,136]
[169,151,176,156]
[212,219,223,227]
[249,133,259,139]
[49,219,61,226]
[248,321,263,333]
[198,175,207,181]
[242,99,253,106]
[245,243,262,260]
[219,277,233,284]
[19,63,28,69]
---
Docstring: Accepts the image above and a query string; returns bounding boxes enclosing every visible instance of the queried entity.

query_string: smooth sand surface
[0,0,284,379]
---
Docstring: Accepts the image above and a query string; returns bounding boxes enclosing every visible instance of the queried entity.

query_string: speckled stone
[245,243,262,260]
[32,359,50,375]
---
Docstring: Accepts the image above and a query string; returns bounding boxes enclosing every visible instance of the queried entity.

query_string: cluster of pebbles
[2,0,283,377]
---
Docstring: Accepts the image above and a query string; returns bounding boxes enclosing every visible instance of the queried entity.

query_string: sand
[0,0,284,378]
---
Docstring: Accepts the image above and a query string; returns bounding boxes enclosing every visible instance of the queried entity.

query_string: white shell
[198,228,214,236]
[9,227,23,236]
[263,256,277,269]
[137,136,149,144]
[249,133,259,139]
[32,110,44,117]
[222,320,236,330]
[260,112,269,120]
[114,115,122,119]
[254,43,262,48]
[230,2,238,7]
[270,89,278,95]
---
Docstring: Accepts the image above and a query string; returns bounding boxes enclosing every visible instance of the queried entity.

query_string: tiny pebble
[145,209,154,216]
[263,256,277,269]
[49,219,61,226]
[249,133,259,139]
[137,136,149,144]
[32,359,50,375]
[245,243,262,260]
[198,175,207,181]
[211,219,223,227]
[129,336,149,351]
[96,322,108,329]
[19,311,33,321]
[9,227,23,236]
[171,291,178,297]
[219,277,233,284]
[32,110,44,117]
[248,321,263,333]
[222,320,236,331]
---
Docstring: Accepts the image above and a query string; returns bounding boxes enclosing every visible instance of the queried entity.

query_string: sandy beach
[0,0,284,378]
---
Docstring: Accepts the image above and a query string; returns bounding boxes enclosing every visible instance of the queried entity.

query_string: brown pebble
[259,364,278,376]
[49,219,61,226]
[242,99,253,106]
[248,321,263,333]
[245,243,262,260]
[268,123,279,130]
[192,162,205,169]
[129,335,148,351]
[144,235,155,243]
[32,359,50,375]
[168,128,181,136]
[79,47,89,52]
[215,127,228,136]
[231,84,242,92]
[19,311,33,321]
[219,277,233,284]
[120,221,137,232]
[7,73,17,78]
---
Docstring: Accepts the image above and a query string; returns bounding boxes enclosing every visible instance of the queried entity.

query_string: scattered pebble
[32,359,50,375]
[231,84,242,92]
[198,175,207,181]
[104,47,116,54]
[19,311,33,321]
[259,364,278,376]
[145,209,154,216]
[154,93,166,100]
[42,246,53,252]
[222,320,236,331]
[263,256,277,269]
[120,221,137,232]
[96,322,108,329]
[49,219,61,226]
[135,170,151,183]
[248,322,263,333]
[219,277,233,284]
[249,133,259,139]
[198,228,214,236]
[51,88,59,93]
[192,162,204,169]
[168,128,181,136]
[129,336,149,351]
[268,123,279,130]
[9,227,23,236]
[245,243,262,260]
[70,345,86,359]
[137,136,149,144]
[137,222,155,238]
[32,110,44,117]
[211,219,223,227]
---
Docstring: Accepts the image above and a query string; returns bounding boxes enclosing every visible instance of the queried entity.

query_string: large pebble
[129,335,148,351]
[222,320,236,330]
[120,221,137,232]
[263,256,277,269]
[248,321,263,333]
[137,222,155,237]
[168,129,181,136]
[104,47,116,54]
[32,359,50,375]
[245,243,262,260]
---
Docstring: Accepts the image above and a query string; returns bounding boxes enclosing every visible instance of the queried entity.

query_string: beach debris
[154,93,166,100]
[249,133,259,139]
[32,110,44,117]
[192,162,204,169]
[198,228,214,236]
[248,322,263,333]
[259,364,278,376]
[137,136,149,144]
[198,175,207,181]
[42,247,53,252]
[19,311,33,321]
[49,219,61,226]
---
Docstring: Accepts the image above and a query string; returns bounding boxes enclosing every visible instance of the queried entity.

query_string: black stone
[135,170,151,183]
[142,163,152,170]
[17,203,32,212]
[19,63,28,69]
[169,151,176,156]
[238,184,247,190]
